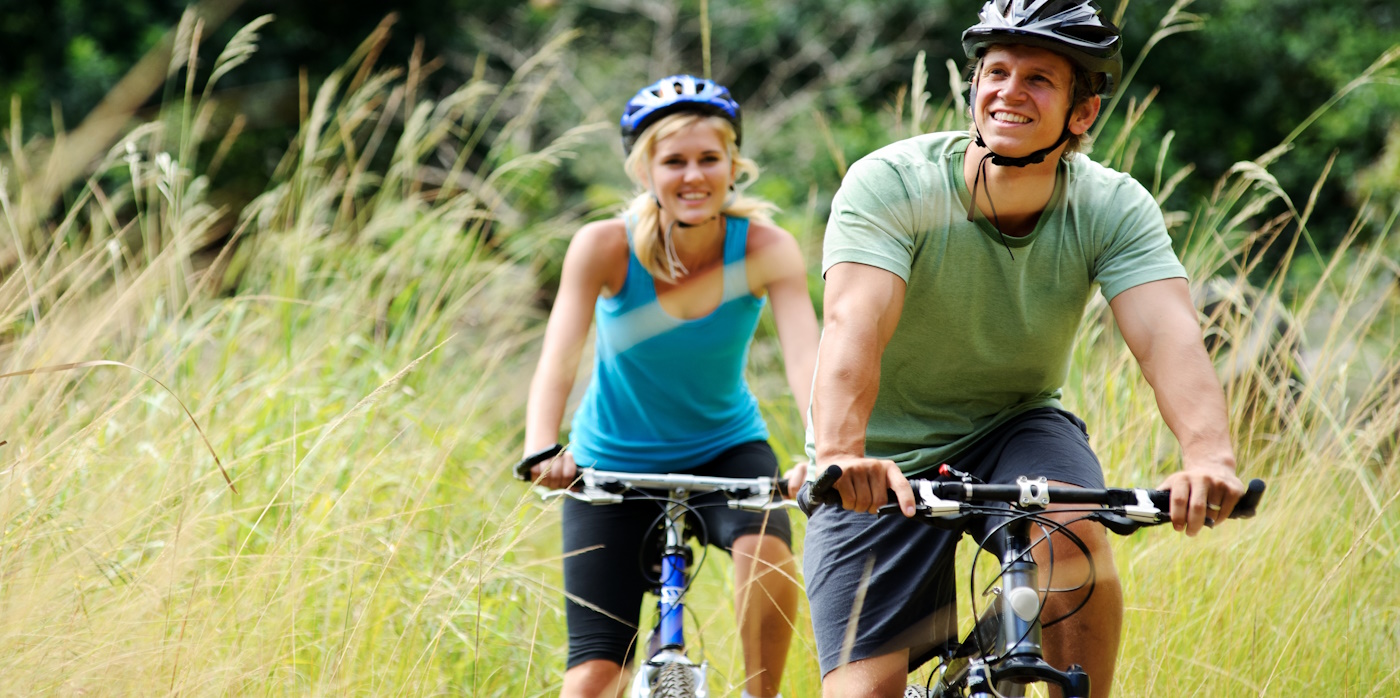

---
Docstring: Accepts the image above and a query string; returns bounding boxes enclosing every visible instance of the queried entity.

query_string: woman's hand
[783,462,808,500]
[530,449,580,491]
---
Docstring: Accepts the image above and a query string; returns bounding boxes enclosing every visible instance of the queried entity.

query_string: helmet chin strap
[651,185,731,280]
[674,217,717,229]
[971,125,1071,167]
[659,214,723,280]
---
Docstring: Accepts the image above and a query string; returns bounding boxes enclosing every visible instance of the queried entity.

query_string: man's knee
[822,651,909,698]
[1034,512,1118,580]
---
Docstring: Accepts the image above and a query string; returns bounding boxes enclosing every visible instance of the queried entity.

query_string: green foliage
[1117,0,1400,253]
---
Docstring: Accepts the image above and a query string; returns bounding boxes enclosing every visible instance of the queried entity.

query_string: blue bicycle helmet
[620,75,742,155]
[962,0,1123,96]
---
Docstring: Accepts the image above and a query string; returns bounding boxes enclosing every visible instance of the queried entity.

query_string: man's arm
[812,262,917,516]
[1109,277,1246,536]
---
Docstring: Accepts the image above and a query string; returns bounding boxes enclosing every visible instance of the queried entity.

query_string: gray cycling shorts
[802,408,1104,678]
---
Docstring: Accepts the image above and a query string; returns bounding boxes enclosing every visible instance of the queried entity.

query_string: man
[797,1,1247,696]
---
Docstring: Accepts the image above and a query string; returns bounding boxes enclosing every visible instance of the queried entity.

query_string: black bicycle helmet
[620,75,742,155]
[962,0,1123,96]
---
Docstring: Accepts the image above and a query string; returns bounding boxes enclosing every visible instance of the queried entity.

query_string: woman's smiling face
[974,44,1097,159]
[648,119,735,226]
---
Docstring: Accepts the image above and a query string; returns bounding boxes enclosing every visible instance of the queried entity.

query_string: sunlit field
[2,9,1398,698]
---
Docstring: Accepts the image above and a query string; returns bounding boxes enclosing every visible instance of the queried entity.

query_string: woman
[521,75,818,698]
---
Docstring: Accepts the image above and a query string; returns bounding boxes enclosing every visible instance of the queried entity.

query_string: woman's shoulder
[743,218,800,254]
[570,218,630,259]
[741,218,806,287]
[574,217,628,244]
[741,217,792,242]
[562,218,632,295]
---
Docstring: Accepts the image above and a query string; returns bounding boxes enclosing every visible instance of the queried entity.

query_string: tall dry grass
[0,13,596,696]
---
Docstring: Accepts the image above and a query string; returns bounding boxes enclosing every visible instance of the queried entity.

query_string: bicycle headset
[961,0,1124,168]
[620,75,742,156]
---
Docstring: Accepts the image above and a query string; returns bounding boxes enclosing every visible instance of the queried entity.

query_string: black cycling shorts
[561,440,793,669]
[802,407,1104,677]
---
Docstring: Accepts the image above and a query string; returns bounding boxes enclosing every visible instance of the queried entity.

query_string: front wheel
[651,660,700,698]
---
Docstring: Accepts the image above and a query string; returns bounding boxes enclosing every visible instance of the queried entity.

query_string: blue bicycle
[515,446,795,698]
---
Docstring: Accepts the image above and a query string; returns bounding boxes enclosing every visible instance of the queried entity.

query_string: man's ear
[967,61,981,114]
[1069,94,1102,135]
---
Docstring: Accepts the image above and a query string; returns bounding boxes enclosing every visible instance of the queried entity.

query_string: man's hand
[1158,459,1244,536]
[828,458,917,517]
[530,449,579,491]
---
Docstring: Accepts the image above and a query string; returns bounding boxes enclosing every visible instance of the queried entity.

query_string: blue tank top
[568,216,770,473]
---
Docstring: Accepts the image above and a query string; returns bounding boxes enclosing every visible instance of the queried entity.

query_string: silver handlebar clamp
[1017,476,1051,508]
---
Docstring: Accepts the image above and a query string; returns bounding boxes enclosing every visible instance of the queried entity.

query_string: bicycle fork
[968,514,1090,698]
[630,495,709,698]
[657,501,689,652]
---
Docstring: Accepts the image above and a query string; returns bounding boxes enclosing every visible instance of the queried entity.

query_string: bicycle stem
[975,513,1091,697]
[996,515,1044,661]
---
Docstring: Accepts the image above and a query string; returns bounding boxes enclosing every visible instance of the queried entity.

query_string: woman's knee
[731,533,796,579]
[562,658,627,697]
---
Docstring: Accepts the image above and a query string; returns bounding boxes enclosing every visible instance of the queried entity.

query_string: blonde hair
[622,113,777,281]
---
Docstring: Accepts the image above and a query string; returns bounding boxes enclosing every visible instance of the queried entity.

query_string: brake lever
[730,496,800,511]
[1087,510,1158,536]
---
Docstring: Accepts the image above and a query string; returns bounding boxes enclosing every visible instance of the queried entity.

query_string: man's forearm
[812,328,882,463]
[1146,338,1237,469]
[1110,278,1237,471]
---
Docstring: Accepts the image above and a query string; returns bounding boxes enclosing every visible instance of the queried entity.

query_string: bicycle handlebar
[514,454,796,511]
[799,464,1266,532]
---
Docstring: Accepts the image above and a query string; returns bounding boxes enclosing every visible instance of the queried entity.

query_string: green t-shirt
[810,132,1186,475]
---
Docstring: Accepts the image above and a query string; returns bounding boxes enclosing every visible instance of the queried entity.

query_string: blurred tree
[0,0,186,131]
[1116,0,1400,258]
[1,0,1396,271]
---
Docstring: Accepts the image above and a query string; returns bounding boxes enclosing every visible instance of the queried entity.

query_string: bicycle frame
[802,469,1265,698]
[529,468,793,698]
[658,505,688,652]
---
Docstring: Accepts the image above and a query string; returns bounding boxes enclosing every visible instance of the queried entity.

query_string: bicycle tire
[651,660,699,698]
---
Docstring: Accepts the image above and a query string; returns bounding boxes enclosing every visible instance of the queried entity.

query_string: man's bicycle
[515,445,796,698]
[799,465,1267,698]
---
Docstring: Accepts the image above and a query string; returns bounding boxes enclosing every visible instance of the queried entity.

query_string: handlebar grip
[811,464,843,504]
[776,478,791,499]
[796,464,844,513]
[1231,478,1267,519]
[513,443,563,481]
